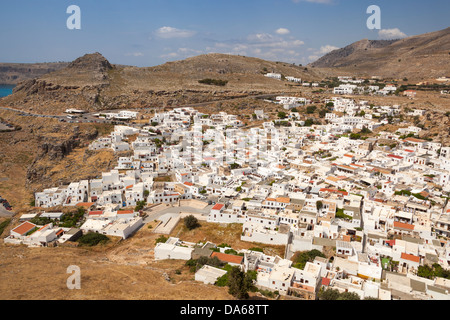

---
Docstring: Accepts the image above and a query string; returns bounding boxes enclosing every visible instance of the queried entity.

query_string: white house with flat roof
[195,265,228,285]
[154,238,194,261]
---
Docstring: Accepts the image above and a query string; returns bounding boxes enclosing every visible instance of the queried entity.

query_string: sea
[0,84,15,98]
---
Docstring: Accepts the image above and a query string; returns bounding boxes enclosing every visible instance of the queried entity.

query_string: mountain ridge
[0,52,321,114]
[309,27,450,80]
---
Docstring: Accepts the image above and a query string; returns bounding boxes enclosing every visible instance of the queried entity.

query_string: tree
[277,111,287,119]
[184,215,200,230]
[227,266,254,300]
[230,163,240,170]
[318,288,360,300]
[316,201,323,211]
[306,105,317,114]
[318,109,327,118]
[304,118,314,127]
[360,126,372,134]
[318,288,340,300]
[292,250,326,270]
[135,200,146,212]
[349,133,361,140]
[338,291,361,300]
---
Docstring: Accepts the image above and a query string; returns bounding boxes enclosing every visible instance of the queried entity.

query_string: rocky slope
[0,107,117,210]
[310,27,450,80]
[0,52,321,114]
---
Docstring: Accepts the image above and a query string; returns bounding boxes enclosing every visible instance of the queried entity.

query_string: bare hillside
[0,52,321,114]
[310,27,450,80]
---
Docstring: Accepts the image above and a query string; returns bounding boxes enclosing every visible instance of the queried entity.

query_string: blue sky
[0,0,448,67]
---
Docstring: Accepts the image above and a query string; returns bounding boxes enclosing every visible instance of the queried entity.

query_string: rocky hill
[0,52,321,114]
[310,39,399,68]
[310,27,450,80]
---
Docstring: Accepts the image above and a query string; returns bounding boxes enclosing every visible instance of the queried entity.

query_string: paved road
[0,93,280,124]
[0,205,14,218]
[0,106,120,125]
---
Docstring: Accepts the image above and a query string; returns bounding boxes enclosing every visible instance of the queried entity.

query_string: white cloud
[306,44,339,63]
[246,33,304,48]
[155,26,196,39]
[308,55,320,61]
[378,28,407,40]
[275,28,290,35]
[160,52,179,59]
[208,32,305,63]
[161,47,204,60]
[125,52,144,57]
[318,45,339,54]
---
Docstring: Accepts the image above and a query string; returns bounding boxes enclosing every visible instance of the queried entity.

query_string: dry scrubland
[0,217,286,300]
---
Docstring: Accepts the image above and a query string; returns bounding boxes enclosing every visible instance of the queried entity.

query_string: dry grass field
[0,224,234,300]
[0,215,286,300]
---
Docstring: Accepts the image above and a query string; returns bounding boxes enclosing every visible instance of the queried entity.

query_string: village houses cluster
[7,93,450,300]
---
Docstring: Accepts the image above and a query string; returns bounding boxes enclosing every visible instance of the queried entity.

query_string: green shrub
[198,79,228,86]
[306,106,317,114]
[277,111,287,119]
[292,250,326,270]
[215,273,229,287]
[0,219,11,236]
[155,235,168,244]
[135,200,146,212]
[184,215,200,230]
[78,232,110,246]
[318,288,361,300]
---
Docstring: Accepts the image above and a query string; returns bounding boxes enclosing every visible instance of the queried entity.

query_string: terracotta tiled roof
[322,277,331,286]
[211,252,243,265]
[276,197,290,204]
[388,154,403,160]
[37,224,50,232]
[117,210,134,214]
[12,222,36,235]
[89,210,103,216]
[401,253,420,263]
[319,188,348,196]
[393,221,414,230]
[212,203,224,211]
